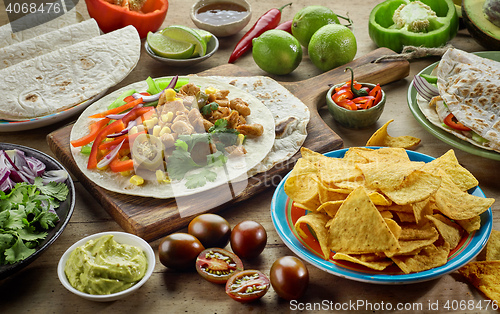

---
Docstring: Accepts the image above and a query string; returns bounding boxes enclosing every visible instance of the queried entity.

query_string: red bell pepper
[444,113,471,131]
[332,89,354,103]
[336,99,357,110]
[87,106,153,169]
[89,97,144,119]
[352,96,376,110]
[109,156,135,173]
[70,118,111,147]
[84,0,169,38]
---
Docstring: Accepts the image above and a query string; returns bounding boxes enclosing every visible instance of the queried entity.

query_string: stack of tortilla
[419,48,500,154]
[0,9,140,121]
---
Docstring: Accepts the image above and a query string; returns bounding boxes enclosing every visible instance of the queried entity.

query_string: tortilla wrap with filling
[0,19,100,69]
[418,48,500,153]
[209,76,310,175]
[0,25,140,121]
[70,77,276,199]
[0,8,83,48]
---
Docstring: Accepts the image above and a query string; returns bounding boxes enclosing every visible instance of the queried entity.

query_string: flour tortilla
[70,77,276,199]
[418,48,500,154]
[0,25,140,121]
[0,19,100,69]
[209,76,310,175]
[0,7,83,48]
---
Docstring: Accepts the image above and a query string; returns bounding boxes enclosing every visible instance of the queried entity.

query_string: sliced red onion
[26,156,46,177]
[413,75,439,102]
[133,75,179,103]
[107,120,137,138]
[42,169,68,184]
[96,139,126,169]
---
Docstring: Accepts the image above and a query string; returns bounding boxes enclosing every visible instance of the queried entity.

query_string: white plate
[0,90,107,132]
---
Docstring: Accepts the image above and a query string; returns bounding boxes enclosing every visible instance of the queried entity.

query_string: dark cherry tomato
[230,220,267,259]
[195,248,244,284]
[270,256,309,300]
[158,233,205,270]
[225,270,270,303]
[188,213,231,248]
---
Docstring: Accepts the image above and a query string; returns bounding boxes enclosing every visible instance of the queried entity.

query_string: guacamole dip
[64,235,148,295]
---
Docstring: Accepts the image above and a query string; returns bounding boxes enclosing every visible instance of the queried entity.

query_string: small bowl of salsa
[190,0,252,37]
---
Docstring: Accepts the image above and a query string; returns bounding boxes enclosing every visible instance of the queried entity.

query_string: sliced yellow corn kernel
[155,170,171,183]
[152,125,162,137]
[164,88,177,101]
[205,87,217,95]
[143,118,156,130]
[129,125,138,135]
[130,175,144,186]
[161,112,174,123]
[120,170,133,177]
[159,126,171,136]
[237,133,245,146]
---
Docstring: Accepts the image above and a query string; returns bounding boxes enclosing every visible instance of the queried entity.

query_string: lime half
[161,25,207,57]
[147,32,195,59]
[194,29,213,44]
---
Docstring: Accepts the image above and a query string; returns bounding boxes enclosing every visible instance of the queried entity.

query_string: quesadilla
[0,25,140,121]
[0,19,100,69]
[418,48,500,154]
[70,77,276,199]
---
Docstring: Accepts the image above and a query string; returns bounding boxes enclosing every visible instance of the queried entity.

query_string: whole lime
[292,5,340,48]
[252,30,302,75]
[308,24,357,72]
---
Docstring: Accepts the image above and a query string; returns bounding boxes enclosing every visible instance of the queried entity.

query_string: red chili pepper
[336,99,357,110]
[443,113,471,131]
[228,3,292,63]
[275,19,293,33]
[332,89,354,103]
[352,96,376,109]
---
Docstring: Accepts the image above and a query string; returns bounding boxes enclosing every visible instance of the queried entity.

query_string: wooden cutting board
[47,47,409,242]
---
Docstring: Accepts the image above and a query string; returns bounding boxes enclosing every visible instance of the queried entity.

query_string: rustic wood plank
[47,47,409,241]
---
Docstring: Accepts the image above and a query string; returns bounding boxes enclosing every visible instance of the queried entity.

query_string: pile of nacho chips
[285,147,495,274]
[459,230,500,304]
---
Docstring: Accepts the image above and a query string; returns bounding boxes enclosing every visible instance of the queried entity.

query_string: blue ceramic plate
[407,51,500,161]
[271,148,492,284]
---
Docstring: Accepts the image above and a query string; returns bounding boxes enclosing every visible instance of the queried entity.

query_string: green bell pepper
[368,0,459,52]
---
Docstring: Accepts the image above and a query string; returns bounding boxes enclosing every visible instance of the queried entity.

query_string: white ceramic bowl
[190,0,252,37]
[57,231,155,302]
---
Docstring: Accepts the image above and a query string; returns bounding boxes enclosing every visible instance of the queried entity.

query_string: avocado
[462,0,500,49]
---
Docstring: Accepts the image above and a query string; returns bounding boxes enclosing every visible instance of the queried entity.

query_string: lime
[161,25,207,57]
[147,32,196,59]
[194,29,213,44]
[292,5,340,48]
[308,24,357,72]
[252,29,302,75]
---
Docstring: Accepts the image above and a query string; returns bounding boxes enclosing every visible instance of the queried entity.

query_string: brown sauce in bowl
[195,2,249,26]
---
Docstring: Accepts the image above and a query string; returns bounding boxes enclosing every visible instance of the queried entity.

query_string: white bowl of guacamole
[58,231,155,302]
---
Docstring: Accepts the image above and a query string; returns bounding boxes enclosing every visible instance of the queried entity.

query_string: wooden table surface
[1,0,499,313]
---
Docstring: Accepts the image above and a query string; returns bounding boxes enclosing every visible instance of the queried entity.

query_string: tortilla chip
[380,211,394,219]
[394,211,417,223]
[294,212,332,260]
[426,214,462,250]
[399,223,439,241]
[385,218,402,239]
[317,181,350,203]
[317,201,343,217]
[318,157,362,185]
[391,242,450,274]
[300,147,329,165]
[357,161,424,191]
[366,119,421,149]
[284,172,321,209]
[327,187,400,254]
[369,192,392,206]
[459,261,500,304]
[486,230,500,261]
[412,198,432,225]
[343,148,371,163]
[382,170,442,205]
[434,170,494,220]
[456,216,482,234]
[386,230,439,257]
[333,253,393,271]
[421,149,478,191]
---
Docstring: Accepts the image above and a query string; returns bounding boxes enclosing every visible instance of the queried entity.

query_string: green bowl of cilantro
[0,143,75,280]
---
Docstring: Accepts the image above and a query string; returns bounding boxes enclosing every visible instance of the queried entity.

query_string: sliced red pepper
[335,81,362,93]
[87,106,153,169]
[89,97,144,119]
[336,99,357,110]
[444,113,471,131]
[369,84,383,107]
[123,92,150,103]
[109,156,134,173]
[353,96,376,110]
[70,118,111,147]
[332,89,354,103]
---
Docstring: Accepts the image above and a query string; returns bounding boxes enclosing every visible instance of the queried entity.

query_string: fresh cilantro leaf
[185,168,217,189]
[207,151,228,168]
[209,119,229,133]
[174,139,189,152]
[167,149,200,180]
[34,177,69,202]
[4,210,26,230]
[17,228,47,242]
[38,211,59,230]
[4,236,36,264]
[200,102,219,116]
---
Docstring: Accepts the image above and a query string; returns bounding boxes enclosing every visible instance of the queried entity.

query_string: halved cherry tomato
[225,270,270,302]
[444,113,471,131]
[195,248,244,284]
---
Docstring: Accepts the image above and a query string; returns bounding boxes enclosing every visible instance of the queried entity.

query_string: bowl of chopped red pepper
[85,0,169,38]
[326,68,385,129]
